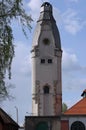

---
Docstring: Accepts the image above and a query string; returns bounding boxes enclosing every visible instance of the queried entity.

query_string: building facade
[62,90,86,130]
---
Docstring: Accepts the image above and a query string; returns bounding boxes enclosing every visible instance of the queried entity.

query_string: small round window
[43,38,50,45]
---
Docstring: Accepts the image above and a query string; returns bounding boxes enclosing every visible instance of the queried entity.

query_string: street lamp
[15,106,18,124]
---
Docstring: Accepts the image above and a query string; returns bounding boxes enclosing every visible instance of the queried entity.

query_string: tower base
[25,116,61,130]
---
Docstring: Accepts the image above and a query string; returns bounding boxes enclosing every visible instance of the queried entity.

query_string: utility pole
[15,106,18,124]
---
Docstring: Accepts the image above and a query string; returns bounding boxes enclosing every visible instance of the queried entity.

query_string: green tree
[0,0,32,100]
[62,103,68,113]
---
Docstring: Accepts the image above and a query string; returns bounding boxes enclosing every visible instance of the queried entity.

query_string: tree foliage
[0,0,32,100]
[62,103,68,113]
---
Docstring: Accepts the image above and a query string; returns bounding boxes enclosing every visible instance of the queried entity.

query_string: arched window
[43,86,49,94]
[71,121,85,130]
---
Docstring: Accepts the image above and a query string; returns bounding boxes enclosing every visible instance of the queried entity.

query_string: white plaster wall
[69,116,86,130]
[36,58,58,82]
[31,24,62,116]
[32,53,62,115]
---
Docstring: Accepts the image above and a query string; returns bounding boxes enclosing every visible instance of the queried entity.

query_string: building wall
[61,116,86,130]
[32,32,62,116]
[32,53,62,116]
[52,119,61,130]
[25,116,61,130]
[61,120,69,130]
[0,122,2,130]
[2,124,18,130]
[69,116,86,130]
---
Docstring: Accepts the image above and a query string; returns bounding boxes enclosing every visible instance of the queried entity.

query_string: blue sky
[0,0,86,126]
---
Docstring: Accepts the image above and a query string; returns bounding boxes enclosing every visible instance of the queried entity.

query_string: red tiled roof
[0,108,19,126]
[64,98,86,115]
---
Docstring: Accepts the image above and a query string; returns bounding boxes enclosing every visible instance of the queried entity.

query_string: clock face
[43,38,50,45]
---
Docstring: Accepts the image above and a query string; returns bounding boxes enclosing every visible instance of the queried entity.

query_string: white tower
[31,2,62,116]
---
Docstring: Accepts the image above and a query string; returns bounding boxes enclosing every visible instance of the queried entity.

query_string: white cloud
[51,7,86,35]
[20,52,31,76]
[28,0,42,20]
[28,0,41,11]
[62,49,86,73]
[53,7,62,25]
[12,42,31,76]
[69,0,79,2]
[65,0,79,3]
[62,9,81,34]
[62,49,81,71]
[62,49,86,107]
[62,49,86,94]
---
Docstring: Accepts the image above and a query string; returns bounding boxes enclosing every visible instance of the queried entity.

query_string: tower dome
[32,2,61,50]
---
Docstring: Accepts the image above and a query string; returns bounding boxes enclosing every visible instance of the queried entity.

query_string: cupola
[41,2,52,13]
[38,2,54,22]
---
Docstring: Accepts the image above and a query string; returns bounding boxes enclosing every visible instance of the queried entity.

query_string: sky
[0,0,86,126]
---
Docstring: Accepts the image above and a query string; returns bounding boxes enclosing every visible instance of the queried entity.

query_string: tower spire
[32,2,61,49]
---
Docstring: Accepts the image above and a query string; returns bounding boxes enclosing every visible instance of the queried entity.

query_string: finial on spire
[40,2,52,13]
